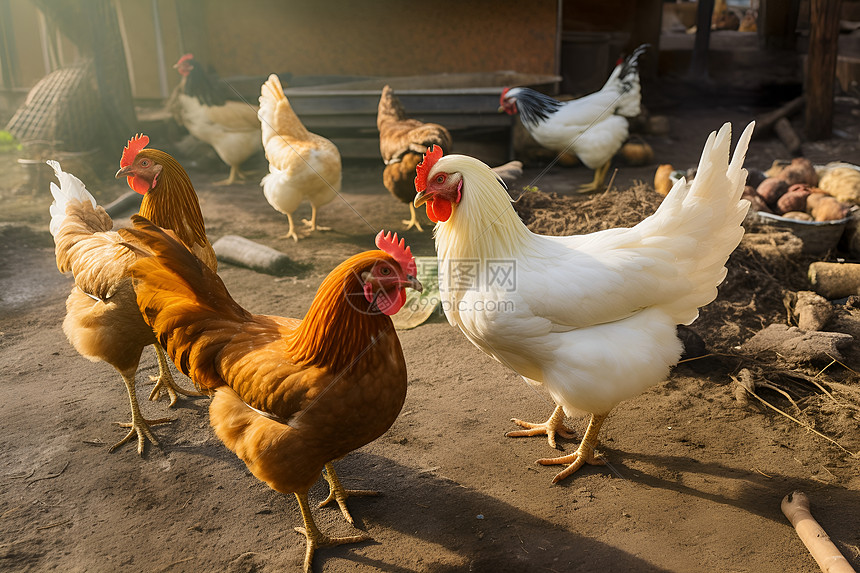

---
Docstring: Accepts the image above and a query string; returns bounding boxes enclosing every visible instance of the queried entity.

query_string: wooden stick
[781,491,856,573]
[754,96,806,136]
[774,117,803,156]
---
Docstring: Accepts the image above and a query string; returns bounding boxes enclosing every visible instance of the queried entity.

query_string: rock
[791,291,834,331]
[740,323,853,363]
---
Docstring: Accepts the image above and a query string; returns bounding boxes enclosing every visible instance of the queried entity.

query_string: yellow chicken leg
[111,371,173,455]
[318,463,378,525]
[148,344,202,406]
[537,412,608,483]
[281,213,299,242]
[294,491,369,573]
[301,205,331,233]
[506,404,576,449]
[401,203,424,232]
[577,160,611,194]
[213,165,246,186]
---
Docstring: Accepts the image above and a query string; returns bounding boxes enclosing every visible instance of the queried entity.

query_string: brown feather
[124,215,409,495]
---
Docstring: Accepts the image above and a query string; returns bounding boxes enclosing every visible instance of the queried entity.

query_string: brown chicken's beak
[497,105,505,113]
[413,191,428,208]
[115,166,131,179]
[406,275,423,293]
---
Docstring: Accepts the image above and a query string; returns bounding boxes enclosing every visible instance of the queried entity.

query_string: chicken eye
[140,159,150,167]
[435,174,446,184]
[380,267,391,275]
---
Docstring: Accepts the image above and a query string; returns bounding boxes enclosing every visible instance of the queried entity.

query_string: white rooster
[413,122,753,483]
[499,44,648,193]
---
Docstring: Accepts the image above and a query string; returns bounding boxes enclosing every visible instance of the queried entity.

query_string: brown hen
[123,218,421,571]
[48,135,215,454]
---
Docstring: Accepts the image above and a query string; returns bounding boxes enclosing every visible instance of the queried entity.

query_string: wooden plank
[805,0,843,140]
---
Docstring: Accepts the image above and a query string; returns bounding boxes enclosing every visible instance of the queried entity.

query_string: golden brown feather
[124,215,418,570]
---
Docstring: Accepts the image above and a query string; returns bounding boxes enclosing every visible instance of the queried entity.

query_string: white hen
[413,122,753,482]
[500,44,648,192]
[258,74,341,241]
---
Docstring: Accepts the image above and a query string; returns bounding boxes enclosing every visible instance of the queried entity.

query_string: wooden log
[774,117,803,156]
[781,491,857,573]
[805,0,843,140]
[808,261,860,299]
[212,235,302,276]
[753,96,805,136]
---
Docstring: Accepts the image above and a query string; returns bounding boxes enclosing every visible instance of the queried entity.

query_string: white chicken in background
[171,54,262,185]
[258,73,340,241]
[413,122,753,483]
[499,44,648,193]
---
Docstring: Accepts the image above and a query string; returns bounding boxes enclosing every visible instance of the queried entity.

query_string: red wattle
[427,198,452,223]
[378,289,407,316]
[128,175,149,195]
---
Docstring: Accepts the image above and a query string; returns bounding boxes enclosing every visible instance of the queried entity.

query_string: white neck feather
[432,155,534,262]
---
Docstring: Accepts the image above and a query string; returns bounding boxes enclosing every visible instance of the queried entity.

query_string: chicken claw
[148,344,202,406]
[576,160,611,194]
[213,165,246,186]
[536,413,607,483]
[112,372,172,455]
[301,205,330,233]
[401,203,424,232]
[506,405,576,449]
[294,492,370,573]
[319,463,378,525]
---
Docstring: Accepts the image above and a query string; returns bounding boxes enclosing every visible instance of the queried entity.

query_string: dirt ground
[1,99,859,573]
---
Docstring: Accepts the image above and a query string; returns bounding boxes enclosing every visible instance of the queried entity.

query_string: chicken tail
[258,73,287,147]
[601,43,648,118]
[650,121,754,324]
[120,215,251,392]
[47,160,99,237]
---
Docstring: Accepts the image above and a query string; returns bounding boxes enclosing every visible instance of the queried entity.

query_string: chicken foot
[281,213,300,242]
[213,165,246,186]
[401,203,424,232]
[111,372,173,455]
[506,404,576,449]
[294,491,369,573]
[301,205,331,233]
[537,412,607,483]
[148,344,202,407]
[577,160,611,194]
[318,463,378,525]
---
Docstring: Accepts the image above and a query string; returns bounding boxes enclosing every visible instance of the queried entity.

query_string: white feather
[429,122,754,415]
[47,160,97,237]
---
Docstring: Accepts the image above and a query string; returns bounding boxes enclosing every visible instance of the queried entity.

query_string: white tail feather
[47,160,97,237]
[257,73,282,147]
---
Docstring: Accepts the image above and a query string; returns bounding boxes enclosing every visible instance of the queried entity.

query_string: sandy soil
[1,102,859,573]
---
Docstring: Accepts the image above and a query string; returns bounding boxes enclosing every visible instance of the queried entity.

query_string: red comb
[176,53,194,66]
[414,145,444,193]
[121,134,149,168]
[375,230,416,277]
[500,87,511,104]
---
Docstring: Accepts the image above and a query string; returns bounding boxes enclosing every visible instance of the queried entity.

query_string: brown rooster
[48,135,215,454]
[377,85,453,232]
[378,85,523,231]
[122,218,421,571]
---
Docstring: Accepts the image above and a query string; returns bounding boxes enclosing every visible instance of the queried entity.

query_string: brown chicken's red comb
[375,230,417,277]
[121,134,150,168]
[414,145,444,193]
[176,53,194,66]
